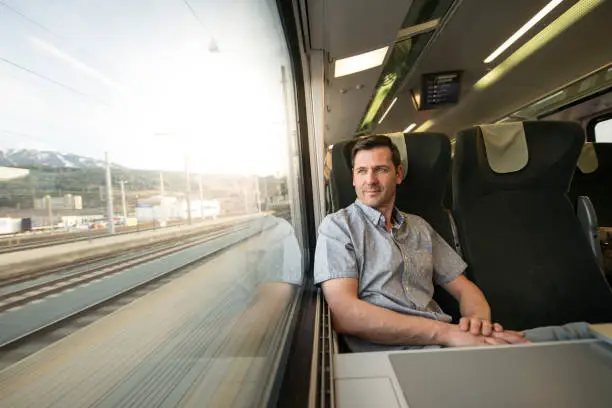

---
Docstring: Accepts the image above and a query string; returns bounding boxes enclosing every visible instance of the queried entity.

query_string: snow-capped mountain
[0,149,123,169]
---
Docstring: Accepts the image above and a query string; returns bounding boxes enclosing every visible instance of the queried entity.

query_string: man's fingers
[470,318,482,335]
[505,330,526,338]
[459,317,470,331]
[493,322,504,332]
[484,336,508,346]
[481,320,492,336]
[492,330,531,344]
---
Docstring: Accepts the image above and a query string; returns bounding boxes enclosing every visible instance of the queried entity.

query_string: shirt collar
[354,199,404,229]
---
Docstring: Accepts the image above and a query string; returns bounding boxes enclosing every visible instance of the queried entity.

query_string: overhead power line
[0,56,111,107]
[0,0,58,37]
[181,0,220,52]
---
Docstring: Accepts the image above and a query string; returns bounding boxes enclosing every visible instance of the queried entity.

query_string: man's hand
[441,324,530,347]
[459,317,504,336]
[441,325,505,347]
[490,330,529,344]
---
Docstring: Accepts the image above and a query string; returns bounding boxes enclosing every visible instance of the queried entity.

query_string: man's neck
[375,203,395,232]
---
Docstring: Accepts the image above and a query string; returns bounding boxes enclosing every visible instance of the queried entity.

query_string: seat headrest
[577,142,599,174]
[455,121,584,194]
[479,122,528,173]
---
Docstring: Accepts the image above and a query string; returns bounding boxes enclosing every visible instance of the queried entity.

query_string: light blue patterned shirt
[314,200,466,352]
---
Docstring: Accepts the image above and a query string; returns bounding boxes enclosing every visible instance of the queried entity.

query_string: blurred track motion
[0,215,302,407]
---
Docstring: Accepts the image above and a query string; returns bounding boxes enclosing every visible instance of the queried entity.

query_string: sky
[0,0,297,176]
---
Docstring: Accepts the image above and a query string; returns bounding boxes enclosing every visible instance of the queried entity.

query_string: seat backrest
[330,133,460,320]
[570,142,612,226]
[452,121,612,330]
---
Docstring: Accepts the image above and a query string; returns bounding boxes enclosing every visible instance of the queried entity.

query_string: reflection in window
[0,0,303,406]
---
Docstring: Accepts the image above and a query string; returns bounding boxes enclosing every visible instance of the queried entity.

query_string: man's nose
[365,170,378,184]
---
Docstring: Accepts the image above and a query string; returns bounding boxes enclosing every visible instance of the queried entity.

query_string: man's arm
[442,275,503,336]
[323,277,512,347]
[316,216,526,347]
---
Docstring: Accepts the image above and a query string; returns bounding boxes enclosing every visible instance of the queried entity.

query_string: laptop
[335,340,612,408]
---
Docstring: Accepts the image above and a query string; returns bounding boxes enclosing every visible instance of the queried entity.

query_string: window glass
[0,0,304,405]
[594,118,612,143]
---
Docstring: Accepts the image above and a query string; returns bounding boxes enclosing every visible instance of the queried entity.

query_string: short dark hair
[351,135,401,168]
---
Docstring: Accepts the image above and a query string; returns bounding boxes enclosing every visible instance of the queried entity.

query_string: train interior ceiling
[310,0,612,147]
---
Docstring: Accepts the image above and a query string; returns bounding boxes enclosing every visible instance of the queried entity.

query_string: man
[314,135,590,352]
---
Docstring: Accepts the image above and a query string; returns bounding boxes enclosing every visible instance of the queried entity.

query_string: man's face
[352,146,402,209]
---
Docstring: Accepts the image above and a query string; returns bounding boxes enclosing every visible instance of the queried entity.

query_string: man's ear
[396,165,403,184]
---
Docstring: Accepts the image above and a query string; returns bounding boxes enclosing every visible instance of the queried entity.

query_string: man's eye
[357,169,366,174]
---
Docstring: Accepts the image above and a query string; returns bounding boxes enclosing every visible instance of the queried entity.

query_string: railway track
[0,220,263,367]
[0,225,246,314]
[0,220,243,287]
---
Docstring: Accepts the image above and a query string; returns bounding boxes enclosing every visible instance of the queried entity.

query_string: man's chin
[359,196,381,207]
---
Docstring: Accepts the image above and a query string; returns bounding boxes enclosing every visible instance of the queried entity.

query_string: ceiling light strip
[484,0,565,64]
[415,120,434,132]
[475,0,604,91]
[334,46,389,78]
[378,97,398,124]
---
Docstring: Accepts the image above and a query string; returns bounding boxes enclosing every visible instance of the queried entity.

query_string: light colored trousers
[523,322,593,342]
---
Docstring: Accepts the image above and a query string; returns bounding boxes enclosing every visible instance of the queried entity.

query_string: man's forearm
[332,298,451,346]
[458,285,491,319]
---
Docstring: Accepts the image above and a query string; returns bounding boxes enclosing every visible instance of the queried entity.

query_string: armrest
[576,195,604,267]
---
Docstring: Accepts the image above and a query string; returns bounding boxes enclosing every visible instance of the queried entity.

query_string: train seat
[452,121,612,331]
[330,133,461,324]
[571,142,612,279]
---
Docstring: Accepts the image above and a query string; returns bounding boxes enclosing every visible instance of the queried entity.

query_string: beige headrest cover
[480,122,529,173]
[577,142,598,174]
[387,133,408,181]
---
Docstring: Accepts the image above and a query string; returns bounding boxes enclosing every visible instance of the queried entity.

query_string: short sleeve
[431,228,467,285]
[313,216,358,285]
[257,228,303,286]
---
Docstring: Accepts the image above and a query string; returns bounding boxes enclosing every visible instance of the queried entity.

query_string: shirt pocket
[402,248,434,308]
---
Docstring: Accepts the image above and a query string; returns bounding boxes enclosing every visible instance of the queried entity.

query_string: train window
[594,117,612,143]
[0,1,304,406]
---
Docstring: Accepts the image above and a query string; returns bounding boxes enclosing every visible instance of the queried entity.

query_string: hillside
[0,149,118,169]
[0,165,287,217]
